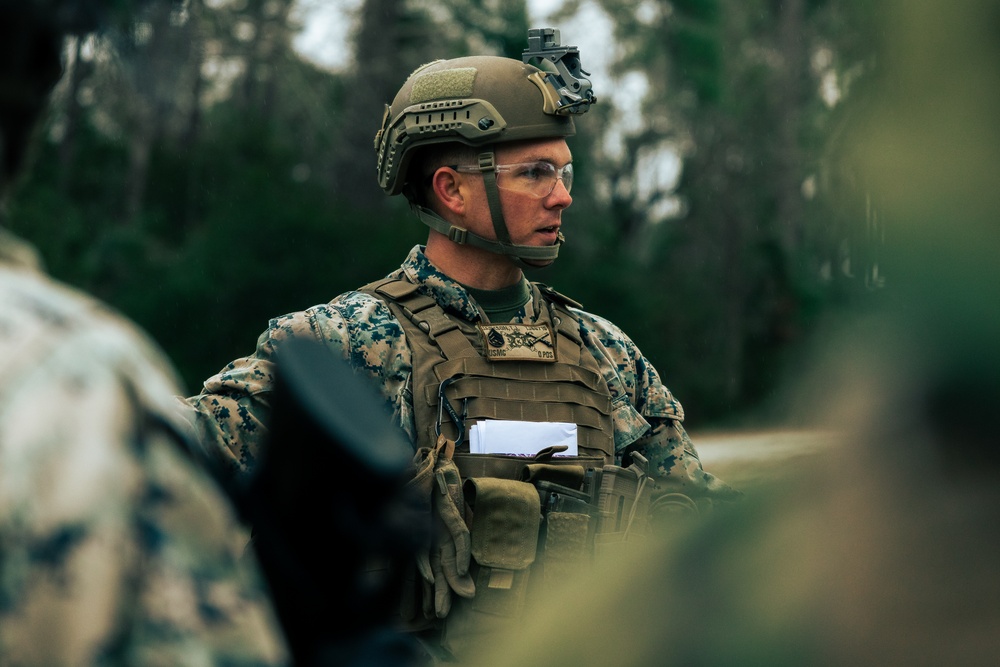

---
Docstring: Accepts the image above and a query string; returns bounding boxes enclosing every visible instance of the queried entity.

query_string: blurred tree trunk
[182,0,207,231]
[120,1,214,224]
[57,37,90,194]
[333,0,404,206]
[774,0,806,257]
[122,3,173,223]
[239,0,295,117]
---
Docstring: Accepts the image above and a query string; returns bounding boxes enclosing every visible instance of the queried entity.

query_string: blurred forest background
[7,0,883,428]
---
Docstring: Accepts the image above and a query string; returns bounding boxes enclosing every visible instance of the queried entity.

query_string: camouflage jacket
[188,245,737,500]
[0,231,287,666]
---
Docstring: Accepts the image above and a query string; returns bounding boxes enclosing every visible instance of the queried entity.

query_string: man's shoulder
[257,288,407,358]
[264,287,398,327]
[321,287,404,327]
[533,282,628,340]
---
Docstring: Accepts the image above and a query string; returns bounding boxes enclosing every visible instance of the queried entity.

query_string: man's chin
[521,257,556,269]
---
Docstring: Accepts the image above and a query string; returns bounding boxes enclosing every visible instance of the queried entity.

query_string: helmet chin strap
[410,149,563,270]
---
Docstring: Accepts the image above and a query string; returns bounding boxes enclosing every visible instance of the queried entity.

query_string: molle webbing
[361,277,615,464]
[422,357,612,451]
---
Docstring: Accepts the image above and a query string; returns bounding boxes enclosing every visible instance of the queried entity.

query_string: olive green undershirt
[463,278,532,323]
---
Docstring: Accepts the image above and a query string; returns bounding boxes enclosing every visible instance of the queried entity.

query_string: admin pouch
[452,451,603,482]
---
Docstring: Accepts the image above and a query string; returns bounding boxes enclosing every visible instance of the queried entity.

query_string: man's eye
[516,163,554,180]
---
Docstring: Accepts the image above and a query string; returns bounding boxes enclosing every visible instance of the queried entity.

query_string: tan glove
[431,438,475,610]
[410,435,475,618]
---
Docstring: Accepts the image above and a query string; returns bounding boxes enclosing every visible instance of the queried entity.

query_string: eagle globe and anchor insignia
[477,323,556,362]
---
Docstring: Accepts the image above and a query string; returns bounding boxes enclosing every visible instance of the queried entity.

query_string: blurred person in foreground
[184,27,740,663]
[0,1,287,663]
[464,1,1000,665]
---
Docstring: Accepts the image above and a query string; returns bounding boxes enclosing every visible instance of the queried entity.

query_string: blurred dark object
[0,1,70,188]
[0,0,159,189]
[232,336,426,667]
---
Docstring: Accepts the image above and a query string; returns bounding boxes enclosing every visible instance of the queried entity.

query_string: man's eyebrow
[511,155,573,166]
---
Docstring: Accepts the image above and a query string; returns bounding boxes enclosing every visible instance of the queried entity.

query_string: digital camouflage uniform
[0,230,287,666]
[187,245,737,502]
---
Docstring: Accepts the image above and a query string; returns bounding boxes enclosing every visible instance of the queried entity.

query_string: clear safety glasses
[454,160,574,199]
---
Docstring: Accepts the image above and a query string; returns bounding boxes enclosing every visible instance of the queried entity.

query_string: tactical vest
[361,276,650,660]
[361,276,616,471]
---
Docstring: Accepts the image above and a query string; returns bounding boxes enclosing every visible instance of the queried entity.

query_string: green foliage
[575,0,883,423]
[670,23,721,103]
[671,0,719,21]
[5,0,881,425]
[10,108,414,391]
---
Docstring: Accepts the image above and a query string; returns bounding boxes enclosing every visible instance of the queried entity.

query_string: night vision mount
[522,27,597,115]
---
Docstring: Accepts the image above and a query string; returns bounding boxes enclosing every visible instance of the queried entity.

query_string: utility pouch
[535,480,593,591]
[463,477,540,617]
[593,463,651,547]
[440,477,540,659]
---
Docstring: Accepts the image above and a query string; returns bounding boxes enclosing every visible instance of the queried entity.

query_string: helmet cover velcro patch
[410,68,477,104]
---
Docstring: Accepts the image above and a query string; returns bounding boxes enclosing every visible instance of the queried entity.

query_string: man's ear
[430,167,467,216]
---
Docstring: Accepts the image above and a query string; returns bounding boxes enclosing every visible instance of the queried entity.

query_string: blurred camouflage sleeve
[0,288,287,665]
[574,309,740,501]
[634,420,742,501]
[184,291,413,477]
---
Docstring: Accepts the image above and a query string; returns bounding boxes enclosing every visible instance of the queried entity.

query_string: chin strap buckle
[448,226,469,244]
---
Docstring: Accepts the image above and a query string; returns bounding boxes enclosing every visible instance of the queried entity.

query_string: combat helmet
[374,28,597,268]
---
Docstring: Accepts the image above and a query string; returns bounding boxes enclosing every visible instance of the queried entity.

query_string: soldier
[0,1,287,663]
[185,28,740,662]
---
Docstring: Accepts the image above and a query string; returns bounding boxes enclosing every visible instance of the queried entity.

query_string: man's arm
[183,293,415,479]
[628,418,742,501]
[183,314,302,477]
[573,309,740,502]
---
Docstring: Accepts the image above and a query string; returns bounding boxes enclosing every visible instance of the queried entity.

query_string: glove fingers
[439,539,476,599]
[415,549,434,584]
[422,576,435,619]
[434,464,470,559]
[430,549,452,618]
[436,515,471,576]
[434,494,468,536]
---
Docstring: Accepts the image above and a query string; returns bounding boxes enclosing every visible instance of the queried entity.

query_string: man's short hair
[408,143,479,208]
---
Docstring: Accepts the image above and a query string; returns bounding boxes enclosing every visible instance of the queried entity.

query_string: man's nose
[548,177,572,207]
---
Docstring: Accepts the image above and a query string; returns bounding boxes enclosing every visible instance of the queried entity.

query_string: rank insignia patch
[477,323,556,362]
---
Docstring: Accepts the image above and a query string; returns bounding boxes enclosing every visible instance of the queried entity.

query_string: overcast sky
[292,0,574,72]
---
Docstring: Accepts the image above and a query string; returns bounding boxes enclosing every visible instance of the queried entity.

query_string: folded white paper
[468,419,578,457]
